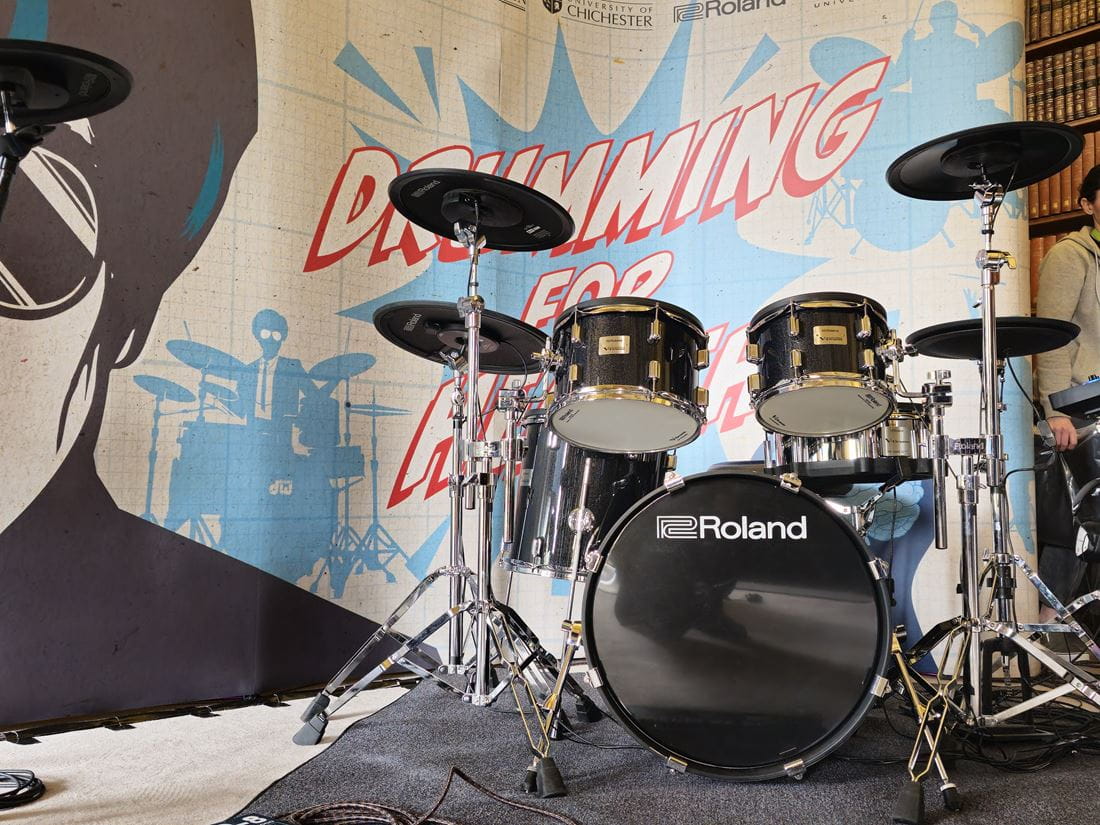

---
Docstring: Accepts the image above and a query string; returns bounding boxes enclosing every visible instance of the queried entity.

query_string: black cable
[1006,355,1046,425]
[281,766,581,825]
[0,769,45,809]
[553,716,645,751]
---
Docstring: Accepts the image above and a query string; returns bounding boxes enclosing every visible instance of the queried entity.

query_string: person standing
[1034,165,1100,622]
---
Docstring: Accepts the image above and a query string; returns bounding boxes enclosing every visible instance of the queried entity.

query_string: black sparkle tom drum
[747,292,893,437]
[548,298,709,453]
[582,468,890,780]
[503,409,669,579]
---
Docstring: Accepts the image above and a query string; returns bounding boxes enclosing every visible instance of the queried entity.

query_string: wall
[0,0,1031,722]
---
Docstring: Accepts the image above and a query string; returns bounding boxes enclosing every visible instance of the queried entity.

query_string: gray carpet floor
[238,684,1100,825]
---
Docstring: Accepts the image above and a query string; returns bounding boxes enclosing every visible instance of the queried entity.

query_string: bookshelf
[1025,0,1100,304]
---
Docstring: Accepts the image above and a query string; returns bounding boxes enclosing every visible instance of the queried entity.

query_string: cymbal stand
[293,210,584,793]
[0,87,50,222]
[892,178,1100,825]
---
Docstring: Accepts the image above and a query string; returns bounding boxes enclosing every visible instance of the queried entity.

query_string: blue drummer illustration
[134,308,418,592]
[805,1,1024,253]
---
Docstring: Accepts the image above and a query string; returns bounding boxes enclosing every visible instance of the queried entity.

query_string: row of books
[1030,233,1082,305]
[1028,131,1098,217]
[1026,46,1099,123]
[1027,0,1100,42]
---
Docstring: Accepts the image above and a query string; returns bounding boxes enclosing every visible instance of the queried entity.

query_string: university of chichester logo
[657,515,808,540]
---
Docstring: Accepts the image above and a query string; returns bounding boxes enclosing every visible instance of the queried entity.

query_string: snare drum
[747,292,893,437]
[763,401,932,487]
[503,409,669,579]
[548,298,709,453]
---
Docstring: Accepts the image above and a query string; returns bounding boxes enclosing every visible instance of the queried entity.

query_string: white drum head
[757,385,891,436]
[550,397,699,453]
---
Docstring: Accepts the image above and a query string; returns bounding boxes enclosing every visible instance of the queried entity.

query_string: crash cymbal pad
[387,169,574,251]
[886,122,1083,201]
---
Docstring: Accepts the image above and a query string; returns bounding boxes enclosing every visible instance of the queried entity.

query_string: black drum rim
[581,467,892,780]
[748,291,889,333]
[552,296,707,340]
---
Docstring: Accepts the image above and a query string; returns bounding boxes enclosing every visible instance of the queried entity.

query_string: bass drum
[582,468,890,780]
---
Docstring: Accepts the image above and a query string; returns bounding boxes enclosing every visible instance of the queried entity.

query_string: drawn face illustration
[0,1,258,534]
[253,310,288,361]
[0,133,118,532]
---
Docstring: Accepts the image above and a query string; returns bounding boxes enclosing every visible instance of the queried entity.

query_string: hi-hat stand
[889,123,1100,825]
[294,170,590,796]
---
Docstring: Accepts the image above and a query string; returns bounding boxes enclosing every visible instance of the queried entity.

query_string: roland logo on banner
[657,514,808,540]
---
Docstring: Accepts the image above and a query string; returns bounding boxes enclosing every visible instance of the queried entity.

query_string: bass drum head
[583,469,889,780]
[756,382,892,436]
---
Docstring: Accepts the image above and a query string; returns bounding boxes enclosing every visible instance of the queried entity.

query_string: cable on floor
[0,769,45,809]
[280,766,580,825]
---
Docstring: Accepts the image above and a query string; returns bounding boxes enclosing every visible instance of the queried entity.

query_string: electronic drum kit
[295,121,1100,824]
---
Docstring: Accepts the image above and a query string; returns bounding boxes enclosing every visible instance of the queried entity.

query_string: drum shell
[764,429,877,466]
[553,302,705,397]
[747,293,892,436]
[879,403,929,459]
[549,299,708,453]
[764,405,930,466]
[582,467,890,780]
[504,410,668,580]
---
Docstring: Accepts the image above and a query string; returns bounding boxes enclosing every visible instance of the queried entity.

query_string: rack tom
[548,298,709,453]
[747,292,893,437]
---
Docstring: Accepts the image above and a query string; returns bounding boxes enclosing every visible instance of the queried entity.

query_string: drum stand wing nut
[535,345,563,372]
[457,294,485,316]
[975,249,1016,275]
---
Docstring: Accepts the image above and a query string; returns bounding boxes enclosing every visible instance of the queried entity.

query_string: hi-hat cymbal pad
[373,300,545,375]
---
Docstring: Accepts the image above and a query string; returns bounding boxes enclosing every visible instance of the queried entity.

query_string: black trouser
[1036,427,1100,607]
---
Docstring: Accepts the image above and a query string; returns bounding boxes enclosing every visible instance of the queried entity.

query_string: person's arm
[1035,240,1088,447]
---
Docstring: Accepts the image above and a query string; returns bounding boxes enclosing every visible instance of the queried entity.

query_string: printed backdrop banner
[1,0,1031,723]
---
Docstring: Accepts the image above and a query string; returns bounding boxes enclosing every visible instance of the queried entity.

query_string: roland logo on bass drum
[657,514,808,540]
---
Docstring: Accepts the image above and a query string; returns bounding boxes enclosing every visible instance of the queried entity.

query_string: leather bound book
[1054,51,1067,123]
[1087,43,1099,116]
[1047,55,1057,120]
[1039,174,1051,217]
[1074,46,1087,120]
[1030,235,1044,309]
[1027,60,1037,120]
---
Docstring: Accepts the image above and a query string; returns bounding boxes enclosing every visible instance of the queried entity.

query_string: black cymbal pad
[0,39,132,128]
[373,300,546,375]
[387,169,574,251]
[906,316,1079,360]
[887,122,1083,201]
